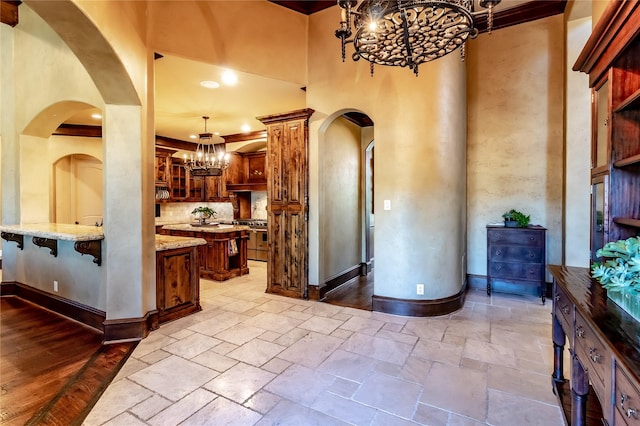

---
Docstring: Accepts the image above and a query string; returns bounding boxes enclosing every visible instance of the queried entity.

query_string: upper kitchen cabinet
[574,0,640,258]
[226,151,267,192]
[155,147,175,187]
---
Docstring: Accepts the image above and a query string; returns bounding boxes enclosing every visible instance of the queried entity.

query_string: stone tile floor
[84,261,565,425]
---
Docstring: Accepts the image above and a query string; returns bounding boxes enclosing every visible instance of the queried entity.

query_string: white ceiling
[63,0,560,143]
[64,53,307,144]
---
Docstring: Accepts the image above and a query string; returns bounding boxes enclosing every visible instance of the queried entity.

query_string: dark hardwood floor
[323,271,374,311]
[0,296,136,425]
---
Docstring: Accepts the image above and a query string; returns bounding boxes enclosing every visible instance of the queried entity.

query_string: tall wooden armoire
[258,109,314,298]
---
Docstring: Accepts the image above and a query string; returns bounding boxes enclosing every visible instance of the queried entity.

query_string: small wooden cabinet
[486,225,546,303]
[155,147,174,186]
[156,245,201,323]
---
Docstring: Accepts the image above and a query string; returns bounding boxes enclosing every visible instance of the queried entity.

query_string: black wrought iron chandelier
[335,0,501,76]
[184,116,230,176]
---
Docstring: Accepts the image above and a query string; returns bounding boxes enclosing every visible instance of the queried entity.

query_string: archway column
[103,104,156,340]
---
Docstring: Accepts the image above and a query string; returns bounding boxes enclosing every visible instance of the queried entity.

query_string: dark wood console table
[548,265,640,426]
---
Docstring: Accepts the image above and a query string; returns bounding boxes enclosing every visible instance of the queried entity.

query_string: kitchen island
[161,224,250,281]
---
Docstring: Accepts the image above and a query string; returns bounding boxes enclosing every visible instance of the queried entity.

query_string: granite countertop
[155,234,206,251]
[0,223,104,241]
[161,223,250,233]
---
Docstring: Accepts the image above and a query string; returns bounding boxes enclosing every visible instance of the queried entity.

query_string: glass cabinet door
[591,177,607,261]
[594,80,609,169]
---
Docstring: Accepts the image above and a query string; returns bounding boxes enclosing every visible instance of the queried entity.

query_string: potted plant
[191,206,216,225]
[502,209,530,228]
[591,236,640,322]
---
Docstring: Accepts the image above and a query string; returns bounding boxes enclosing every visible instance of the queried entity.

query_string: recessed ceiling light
[213,132,220,136]
[91,113,102,119]
[200,80,220,89]
[241,124,251,132]
[221,70,238,86]
[189,134,197,139]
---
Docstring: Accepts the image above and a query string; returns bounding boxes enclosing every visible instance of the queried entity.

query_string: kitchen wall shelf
[613,153,640,168]
[613,87,640,112]
[32,237,57,257]
[612,217,640,228]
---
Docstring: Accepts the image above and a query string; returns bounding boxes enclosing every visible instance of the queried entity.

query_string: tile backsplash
[159,202,234,223]
[157,192,268,223]
[251,191,267,220]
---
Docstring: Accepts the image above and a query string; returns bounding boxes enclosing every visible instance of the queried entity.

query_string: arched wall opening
[313,109,374,303]
[3,1,156,338]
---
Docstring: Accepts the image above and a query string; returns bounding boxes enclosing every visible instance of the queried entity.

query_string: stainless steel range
[234,219,267,261]
[232,219,267,229]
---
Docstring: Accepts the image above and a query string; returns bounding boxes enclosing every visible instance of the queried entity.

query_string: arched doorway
[54,154,103,225]
[319,111,375,310]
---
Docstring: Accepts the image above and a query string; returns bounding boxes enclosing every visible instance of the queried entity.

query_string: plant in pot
[591,236,640,322]
[191,206,216,225]
[502,209,530,228]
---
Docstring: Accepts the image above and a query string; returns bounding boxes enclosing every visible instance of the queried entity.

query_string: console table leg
[552,315,565,383]
[571,353,589,426]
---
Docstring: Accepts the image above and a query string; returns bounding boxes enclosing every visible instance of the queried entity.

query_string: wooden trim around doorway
[372,281,467,317]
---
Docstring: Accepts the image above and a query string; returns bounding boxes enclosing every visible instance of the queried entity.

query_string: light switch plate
[384,200,391,210]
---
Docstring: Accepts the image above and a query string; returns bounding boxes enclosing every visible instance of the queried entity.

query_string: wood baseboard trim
[103,311,159,343]
[372,281,467,317]
[308,265,362,301]
[1,281,105,331]
[0,281,159,342]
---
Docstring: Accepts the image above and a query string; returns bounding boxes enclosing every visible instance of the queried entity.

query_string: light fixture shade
[337,0,499,75]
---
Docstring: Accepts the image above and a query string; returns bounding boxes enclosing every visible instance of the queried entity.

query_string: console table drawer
[554,286,573,332]
[575,313,610,395]
[615,365,640,425]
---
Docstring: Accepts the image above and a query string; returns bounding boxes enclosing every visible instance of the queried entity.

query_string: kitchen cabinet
[155,147,174,186]
[156,243,201,324]
[163,225,249,281]
[573,1,640,260]
[226,151,267,192]
[170,162,188,200]
[486,225,546,303]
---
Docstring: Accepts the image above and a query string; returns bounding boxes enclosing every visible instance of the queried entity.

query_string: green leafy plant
[591,237,640,293]
[502,209,531,227]
[191,206,216,218]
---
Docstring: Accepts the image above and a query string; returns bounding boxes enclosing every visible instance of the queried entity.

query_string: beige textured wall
[308,8,467,300]
[321,117,362,283]
[148,1,308,84]
[565,17,592,266]
[467,15,565,279]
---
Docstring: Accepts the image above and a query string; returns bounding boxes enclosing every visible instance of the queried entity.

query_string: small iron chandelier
[184,116,230,176]
[335,0,501,76]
